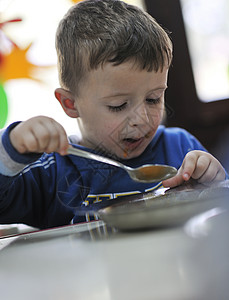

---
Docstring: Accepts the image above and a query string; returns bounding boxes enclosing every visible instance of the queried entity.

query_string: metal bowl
[98,181,229,230]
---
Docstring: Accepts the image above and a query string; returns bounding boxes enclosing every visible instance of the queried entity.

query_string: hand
[9,116,69,155]
[162,150,226,188]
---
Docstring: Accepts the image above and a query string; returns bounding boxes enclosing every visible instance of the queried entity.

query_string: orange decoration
[70,0,83,3]
[0,17,54,128]
[0,44,41,83]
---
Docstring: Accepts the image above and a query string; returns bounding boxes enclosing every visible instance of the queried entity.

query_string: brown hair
[56,0,172,96]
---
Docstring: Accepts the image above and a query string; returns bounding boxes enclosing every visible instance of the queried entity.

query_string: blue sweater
[0,124,206,229]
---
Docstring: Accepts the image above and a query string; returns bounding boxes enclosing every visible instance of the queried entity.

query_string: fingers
[163,150,226,188]
[197,159,225,183]
[9,116,69,155]
[182,151,225,183]
[29,118,68,154]
[180,151,208,181]
[163,152,198,188]
[162,172,184,188]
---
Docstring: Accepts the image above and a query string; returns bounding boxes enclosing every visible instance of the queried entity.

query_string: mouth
[120,130,154,157]
[123,130,153,145]
[122,137,144,149]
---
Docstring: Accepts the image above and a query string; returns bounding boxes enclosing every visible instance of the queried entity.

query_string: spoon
[67,146,177,183]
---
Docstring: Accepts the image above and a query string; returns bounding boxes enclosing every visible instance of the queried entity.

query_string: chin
[107,141,147,160]
[117,148,145,160]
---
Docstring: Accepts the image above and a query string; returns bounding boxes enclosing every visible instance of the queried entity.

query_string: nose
[129,103,150,127]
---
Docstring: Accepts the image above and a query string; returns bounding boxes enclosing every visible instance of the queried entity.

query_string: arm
[0,117,73,228]
[0,116,69,176]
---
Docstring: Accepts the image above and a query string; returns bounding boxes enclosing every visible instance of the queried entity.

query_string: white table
[0,205,229,300]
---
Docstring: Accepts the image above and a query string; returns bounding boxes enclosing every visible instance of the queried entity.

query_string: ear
[55,88,79,118]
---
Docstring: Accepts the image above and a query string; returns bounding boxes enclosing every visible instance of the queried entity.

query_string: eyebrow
[102,86,168,100]
[102,93,130,99]
[148,86,168,93]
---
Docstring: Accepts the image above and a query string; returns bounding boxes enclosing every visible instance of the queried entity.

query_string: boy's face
[74,62,168,159]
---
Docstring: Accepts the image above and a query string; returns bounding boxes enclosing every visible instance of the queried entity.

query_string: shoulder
[146,125,207,168]
[156,125,206,151]
[157,125,193,138]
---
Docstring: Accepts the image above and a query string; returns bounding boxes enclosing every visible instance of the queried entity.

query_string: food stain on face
[144,129,155,139]
[123,147,128,158]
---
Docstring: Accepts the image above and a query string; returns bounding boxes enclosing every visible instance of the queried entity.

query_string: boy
[0,0,225,229]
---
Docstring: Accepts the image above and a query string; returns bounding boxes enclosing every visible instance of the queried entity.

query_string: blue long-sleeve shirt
[0,123,207,229]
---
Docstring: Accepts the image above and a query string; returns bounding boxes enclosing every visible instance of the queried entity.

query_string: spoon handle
[67,146,125,170]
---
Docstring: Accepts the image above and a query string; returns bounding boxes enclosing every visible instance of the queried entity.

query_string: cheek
[103,117,126,142]
[106,121,121,137]
[149,105,164,125]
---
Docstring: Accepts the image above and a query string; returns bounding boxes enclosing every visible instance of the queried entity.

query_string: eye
[146,97,161,105]
[108,102,127,112]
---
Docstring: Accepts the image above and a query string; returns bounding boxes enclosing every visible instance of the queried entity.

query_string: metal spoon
[67,146,177,183]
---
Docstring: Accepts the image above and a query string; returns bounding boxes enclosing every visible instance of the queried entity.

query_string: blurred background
[144,0,229,172]
[0,0,229,170]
